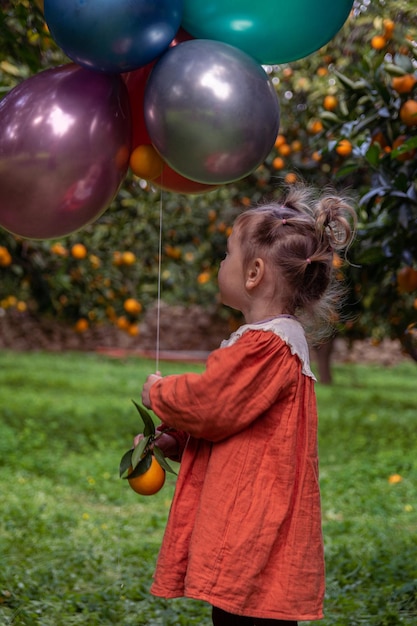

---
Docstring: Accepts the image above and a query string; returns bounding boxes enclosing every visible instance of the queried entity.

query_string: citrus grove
[1,0,417,357]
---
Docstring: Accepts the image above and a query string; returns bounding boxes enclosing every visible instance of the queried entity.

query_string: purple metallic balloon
[0,64,131,239]
[144,40,280,184]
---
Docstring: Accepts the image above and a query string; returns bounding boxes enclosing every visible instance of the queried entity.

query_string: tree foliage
[1,0,417,352]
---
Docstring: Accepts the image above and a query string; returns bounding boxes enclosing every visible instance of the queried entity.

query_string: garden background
[1,1,417,625]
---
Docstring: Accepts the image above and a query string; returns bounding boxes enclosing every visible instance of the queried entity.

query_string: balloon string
[155,192,163,373]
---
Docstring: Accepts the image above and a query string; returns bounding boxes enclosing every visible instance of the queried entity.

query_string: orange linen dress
[148,317,325,621]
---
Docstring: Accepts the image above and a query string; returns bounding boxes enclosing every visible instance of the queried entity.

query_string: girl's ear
[245,258,265,290]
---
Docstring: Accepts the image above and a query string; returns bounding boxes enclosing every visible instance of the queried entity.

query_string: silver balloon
[0,64,131,239]
[144,40,280,184]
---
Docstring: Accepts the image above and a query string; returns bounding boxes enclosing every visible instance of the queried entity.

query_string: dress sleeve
[149,330,301,442]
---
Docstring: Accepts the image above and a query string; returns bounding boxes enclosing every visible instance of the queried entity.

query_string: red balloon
[123,29,194,150]
[170,27,194,47]
[123,64,154,148]
[152,164,218,194]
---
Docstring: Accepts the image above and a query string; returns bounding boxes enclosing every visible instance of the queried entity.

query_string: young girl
[140,185,356,625]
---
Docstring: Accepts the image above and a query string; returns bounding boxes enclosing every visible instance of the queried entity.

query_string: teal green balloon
[181,0,354,64]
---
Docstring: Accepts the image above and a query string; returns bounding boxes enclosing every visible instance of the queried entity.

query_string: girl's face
[218,228,246,311]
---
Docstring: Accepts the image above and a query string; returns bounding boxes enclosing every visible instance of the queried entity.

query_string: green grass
[0,351,416,625]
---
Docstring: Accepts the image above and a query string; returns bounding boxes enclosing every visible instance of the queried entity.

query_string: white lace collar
[220,316,316,380]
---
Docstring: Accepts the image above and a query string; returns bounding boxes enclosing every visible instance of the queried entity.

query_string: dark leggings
[212,606,298,626]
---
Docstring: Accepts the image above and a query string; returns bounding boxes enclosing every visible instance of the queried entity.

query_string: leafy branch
[119,400,177,479]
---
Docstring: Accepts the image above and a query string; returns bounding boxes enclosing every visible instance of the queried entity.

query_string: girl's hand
[141,371,162,408]
[133,428,180,460]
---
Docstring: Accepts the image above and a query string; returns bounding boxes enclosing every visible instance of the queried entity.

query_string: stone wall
[0,304,408,367]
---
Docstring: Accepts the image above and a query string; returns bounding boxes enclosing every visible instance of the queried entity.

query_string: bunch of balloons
[0,0,354,239]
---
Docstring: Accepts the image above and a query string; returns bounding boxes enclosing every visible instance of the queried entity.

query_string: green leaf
[391,136,417,159]
[119,448,133,478]
[334,70,368,92]
[132,400,155,437]
[125,451,152,479]
[355,246,386,264]
[335,162,360,179]
[393,53,414,74]
[365,143,381,167]
[153,445,177,475]
[383,62,407,77]
[320,111,342,124]
[131,434,152,469]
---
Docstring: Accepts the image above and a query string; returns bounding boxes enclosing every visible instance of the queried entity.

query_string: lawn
[0,351,416,625]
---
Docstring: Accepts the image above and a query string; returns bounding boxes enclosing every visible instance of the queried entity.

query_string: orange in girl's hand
[128,456,166,495]
[120,401,176,496]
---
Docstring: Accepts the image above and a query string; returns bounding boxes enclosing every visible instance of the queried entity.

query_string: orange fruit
[370,130,388,148]
[400,99,417,127]
[308,119,323,134]
[397,266,417,293]
[127,323,140,337]
[197,271,211,284]
[274,134,286,148]
[272,157,285,170]
[123,298,142,315]
[371,35,387,50]
[391,74,417,95]
[392,135,416,162]
[388,474,402,484]
[323,95,338,111]
[50,243,67,256]
[332,253,343,269]
[116,315,130,331]
[335,139,353,157]
[129,144,164,180]
[284,172,298,184]
[291,140,302,153]
[0,246,12,267]
[383,18,395,39]
[89,254,101,269]
[164,244,182,260]
[127,456,165,495]
[74,318,89,333]
[121,251,136,266]
[112,251,122,266]
[316,67,328,77]
[71,243,87,259]
[278,143,291,157]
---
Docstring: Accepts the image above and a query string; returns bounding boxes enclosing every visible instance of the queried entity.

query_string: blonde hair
[234,184,357,339]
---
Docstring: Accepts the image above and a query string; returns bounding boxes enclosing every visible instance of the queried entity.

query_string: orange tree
[250,0,417,354]
[0,1,245,335]
[2,0,417,352]
[0,174,243,335]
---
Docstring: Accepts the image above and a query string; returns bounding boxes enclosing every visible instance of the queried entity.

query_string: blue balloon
[44,0,184,73]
